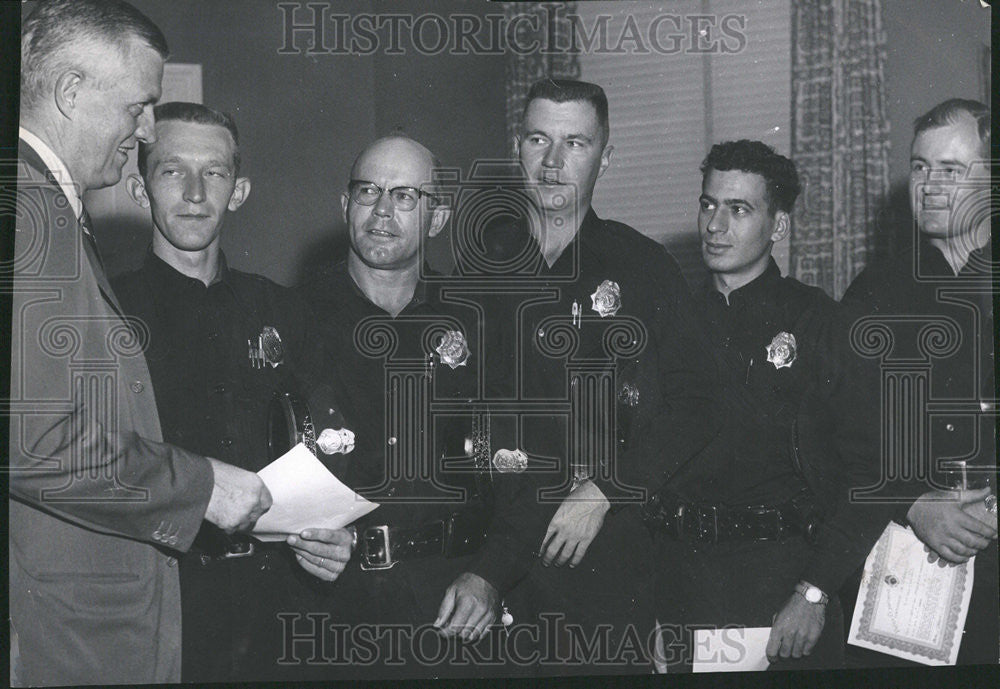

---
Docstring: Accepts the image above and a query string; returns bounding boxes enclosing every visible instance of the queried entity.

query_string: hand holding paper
[252,443,378,542]
[287,528,354,582]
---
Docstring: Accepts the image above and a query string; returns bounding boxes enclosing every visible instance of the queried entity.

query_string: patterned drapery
[790,0,890,299]
[504,2,580,155]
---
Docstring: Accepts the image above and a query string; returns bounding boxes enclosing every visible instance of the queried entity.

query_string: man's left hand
[287,528,353,582]
[434,572,500,641]
[766,592,826,663]
[539,480,610,567]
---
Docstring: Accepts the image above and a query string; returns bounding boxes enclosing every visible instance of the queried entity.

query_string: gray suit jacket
[7,141,215,685]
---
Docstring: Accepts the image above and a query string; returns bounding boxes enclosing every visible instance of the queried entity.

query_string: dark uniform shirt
[473,208,717,673]
[673,258,884,595]
[842,235,997,665]
[844,236,995,496]
[479,208,718,515]
[302,261,483,524]
[112,250,337,681]
[113,251,327,472]
[300,260,521,679]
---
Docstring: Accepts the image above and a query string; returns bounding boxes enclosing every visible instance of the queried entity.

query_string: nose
[135,103,156,144]
[183,174,205,203]
[542,143,563,169]
[372,188,394,218]
[705,207,726,234]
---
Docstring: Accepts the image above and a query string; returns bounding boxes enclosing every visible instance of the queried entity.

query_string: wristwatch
[795,581,829,606]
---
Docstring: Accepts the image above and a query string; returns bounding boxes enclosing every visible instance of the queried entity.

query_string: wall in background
[883,0,990,183]
[878,0,990,253]
[18,1,988,281]
[22,0,508,285]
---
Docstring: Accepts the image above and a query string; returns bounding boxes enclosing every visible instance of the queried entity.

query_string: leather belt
[359,511,489,571]
[641,492,821,544]
[190,534,279,566]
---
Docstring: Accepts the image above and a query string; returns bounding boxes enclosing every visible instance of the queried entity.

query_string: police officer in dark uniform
[644,140,887,671]
[301,135,533,679]
[471,79,717,675]
[842,99,998,666]
[112,102,353,682]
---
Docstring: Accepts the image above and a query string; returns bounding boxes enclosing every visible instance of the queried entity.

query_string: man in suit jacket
[7,1,271,684]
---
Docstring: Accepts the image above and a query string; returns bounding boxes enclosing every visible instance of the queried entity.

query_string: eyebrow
[156,156,233,168]
[700,192,756,210]
[911,156,967,167]
[524,129,595,144]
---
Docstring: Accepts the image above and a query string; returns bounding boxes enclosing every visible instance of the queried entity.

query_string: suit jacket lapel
[18,139,127,319]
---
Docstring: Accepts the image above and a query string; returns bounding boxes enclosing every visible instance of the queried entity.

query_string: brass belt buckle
[360,525,396,571]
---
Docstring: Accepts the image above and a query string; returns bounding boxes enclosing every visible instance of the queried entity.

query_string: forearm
[10,423,214,551]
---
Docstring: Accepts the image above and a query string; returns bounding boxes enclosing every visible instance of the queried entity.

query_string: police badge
[765,331,797,369]
[260,326,284,367]
[492,448,528,473]
[249,326,284,368]
[590,279,622,317]
[435,330,470,369]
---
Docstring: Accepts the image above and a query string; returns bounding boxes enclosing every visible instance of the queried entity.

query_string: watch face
[805,587,822,603]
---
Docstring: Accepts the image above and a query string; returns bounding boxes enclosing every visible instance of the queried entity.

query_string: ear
[126,173,150,209]
[427,204,451,239]
[596,144,614,180]
[53,70,85,119]
[770,210,791,243]
[341,192,350,224]
[228,177,251,211]
[513,134,522,159]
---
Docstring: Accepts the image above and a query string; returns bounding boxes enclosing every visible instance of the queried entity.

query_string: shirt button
[388,437,397,446]
[130,381,144,393]
[538,329,545,338]
[945,423,955,432]
[166,557,177,567]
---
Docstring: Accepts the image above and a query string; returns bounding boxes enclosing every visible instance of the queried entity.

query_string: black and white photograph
[1,0,996,685]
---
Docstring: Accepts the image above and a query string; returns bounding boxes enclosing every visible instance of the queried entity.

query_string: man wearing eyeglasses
[301,136,532,678]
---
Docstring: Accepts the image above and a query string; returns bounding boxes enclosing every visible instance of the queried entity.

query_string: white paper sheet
[848,521,974,665]
[692,627,771,672]
[252,443,378,541]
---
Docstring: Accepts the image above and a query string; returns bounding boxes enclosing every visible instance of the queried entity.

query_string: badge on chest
[249,326,284,369]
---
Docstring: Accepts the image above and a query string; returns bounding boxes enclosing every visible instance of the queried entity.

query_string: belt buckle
[360,525,396,571]
[746,506,782,541]
[222,539,255,559]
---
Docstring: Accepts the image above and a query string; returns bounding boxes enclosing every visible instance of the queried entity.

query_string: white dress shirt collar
[19,126,84,220]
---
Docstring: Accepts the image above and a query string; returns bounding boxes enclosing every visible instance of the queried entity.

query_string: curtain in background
[504,2,580,155]
[790,0,890,299]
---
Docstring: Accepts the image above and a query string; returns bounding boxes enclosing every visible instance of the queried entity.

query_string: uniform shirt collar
[705,256,782,306]
[143,248,231,290]
[332,260,432,315]
[19,126,83,220]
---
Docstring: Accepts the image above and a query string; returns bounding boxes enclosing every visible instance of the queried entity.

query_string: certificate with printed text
[848,521,974,665]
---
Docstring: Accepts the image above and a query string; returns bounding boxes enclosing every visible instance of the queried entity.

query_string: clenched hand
[203,458,272,533]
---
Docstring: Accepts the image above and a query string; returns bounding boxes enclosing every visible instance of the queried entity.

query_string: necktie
[78,208,106,273]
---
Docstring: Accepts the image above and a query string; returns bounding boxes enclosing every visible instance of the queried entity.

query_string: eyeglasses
[348,179,437,211]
